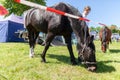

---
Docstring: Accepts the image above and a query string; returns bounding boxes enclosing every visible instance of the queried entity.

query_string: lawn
[0,41,120,80]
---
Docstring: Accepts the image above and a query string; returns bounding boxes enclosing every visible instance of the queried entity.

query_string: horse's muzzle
[87,65,97,72]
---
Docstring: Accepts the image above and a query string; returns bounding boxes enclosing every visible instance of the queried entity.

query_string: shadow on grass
[109,49,120,53]
[47,54,71,64]
[101,60,120,63]
[34,53,71,64]
[47,54,117,73]
[0,74,8,80]
[96,60,117,73]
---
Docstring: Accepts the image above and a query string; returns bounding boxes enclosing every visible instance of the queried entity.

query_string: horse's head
[61,3,97,71]
[71,19,97,71]
[101,42,107,53]
[100,27,109,53]
[77,35,97,72]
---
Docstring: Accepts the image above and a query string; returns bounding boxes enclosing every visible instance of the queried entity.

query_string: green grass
[0,41,120,80]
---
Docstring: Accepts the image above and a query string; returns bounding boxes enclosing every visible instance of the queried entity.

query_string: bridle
[102,41,107,51]
[79,21,96,65]
[79,44,96,66]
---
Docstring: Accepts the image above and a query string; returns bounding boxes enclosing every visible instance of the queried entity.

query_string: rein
[82,61,96,65]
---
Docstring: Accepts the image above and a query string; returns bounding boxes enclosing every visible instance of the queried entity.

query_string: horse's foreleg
[64,36,77,65]
[41,32,55,62]
[28,31,34,58]
[28,28,39,58]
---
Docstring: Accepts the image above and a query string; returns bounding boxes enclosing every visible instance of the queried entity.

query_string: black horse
[25,2,97,71]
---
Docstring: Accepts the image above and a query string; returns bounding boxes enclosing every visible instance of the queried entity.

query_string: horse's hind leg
[27,26,39,58]
[41,32,55,62]
[64,35,77,65]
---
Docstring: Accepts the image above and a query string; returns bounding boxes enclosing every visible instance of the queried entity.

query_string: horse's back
[25,8,62,33]
[99,27,112,42]
[24,3,77,34]
[105,27,112,40]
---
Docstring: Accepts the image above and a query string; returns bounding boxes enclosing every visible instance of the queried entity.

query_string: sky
[46,0,120,28]
[0,0,120,28]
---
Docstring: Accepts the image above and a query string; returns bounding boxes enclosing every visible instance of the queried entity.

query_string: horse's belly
[36,24,48,33]
[30,18,48,33]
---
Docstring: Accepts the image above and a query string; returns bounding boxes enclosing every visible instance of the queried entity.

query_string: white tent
[3,13,23,24]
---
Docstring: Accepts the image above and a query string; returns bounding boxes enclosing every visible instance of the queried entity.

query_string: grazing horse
[25,2,97,71]
[99,26,112,53]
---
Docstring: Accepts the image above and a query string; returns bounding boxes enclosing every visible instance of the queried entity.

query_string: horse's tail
[109,29,112,44]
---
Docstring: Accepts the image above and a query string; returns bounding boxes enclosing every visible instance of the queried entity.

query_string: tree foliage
[90,25,120,34]
[90,26,101,32]
[109,25,119,33]
[1,0,46,16]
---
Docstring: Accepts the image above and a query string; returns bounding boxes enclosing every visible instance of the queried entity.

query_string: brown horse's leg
[107,42,109,50]
[101,42,103,52]
[41,32,55,62]
[64,35,77,65]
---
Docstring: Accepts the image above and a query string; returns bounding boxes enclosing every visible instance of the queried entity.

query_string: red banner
[14,0,20,3]
[0,5,9,15]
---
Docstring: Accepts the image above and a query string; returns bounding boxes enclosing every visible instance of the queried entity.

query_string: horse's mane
[102,27,108,42]
[51,2,90,42]
[50,2,82,17]
[65,3,82,17]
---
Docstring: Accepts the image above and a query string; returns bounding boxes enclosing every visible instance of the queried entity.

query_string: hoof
[72,61,77,65]
[29,54,34,58]
[41,55,46,63]
[41,60,46,63]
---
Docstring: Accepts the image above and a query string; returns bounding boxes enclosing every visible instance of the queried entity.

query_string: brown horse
[99,26,112,53]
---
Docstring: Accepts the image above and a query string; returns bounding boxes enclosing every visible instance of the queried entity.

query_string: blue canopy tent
[0,14,24,42]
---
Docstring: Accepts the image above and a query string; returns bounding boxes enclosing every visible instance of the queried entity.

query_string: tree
[89,26,101,32]
[0,0,46,16]
[109,25,119,33]
[110,25,117,30]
